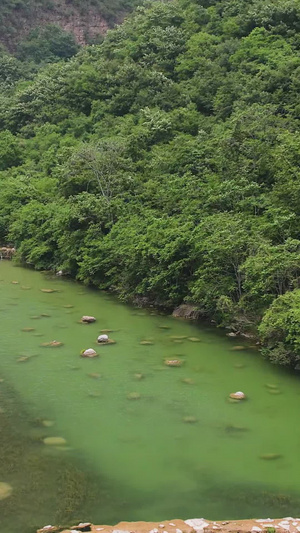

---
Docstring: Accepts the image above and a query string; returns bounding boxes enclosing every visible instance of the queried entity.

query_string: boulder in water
[0,482,12,500]
[97,334,109,343]
[229,391,246,400]
[81,348,98,358]
[81,315,96,323]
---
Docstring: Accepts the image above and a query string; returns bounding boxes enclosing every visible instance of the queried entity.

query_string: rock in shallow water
[229,391,246,400]
[81,348,98,358]
[81,315,96,323]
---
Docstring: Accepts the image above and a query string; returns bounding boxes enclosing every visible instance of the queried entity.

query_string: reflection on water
[0,262,300,532]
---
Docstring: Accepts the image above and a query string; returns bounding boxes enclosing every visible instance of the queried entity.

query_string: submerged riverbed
[1,262,300,532]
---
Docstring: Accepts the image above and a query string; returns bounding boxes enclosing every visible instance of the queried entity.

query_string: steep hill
[1,0,300,367]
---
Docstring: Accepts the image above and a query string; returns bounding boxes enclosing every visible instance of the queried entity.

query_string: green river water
[1,261,300,533]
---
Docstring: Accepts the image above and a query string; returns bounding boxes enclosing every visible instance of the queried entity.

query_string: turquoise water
[1,261,300,532]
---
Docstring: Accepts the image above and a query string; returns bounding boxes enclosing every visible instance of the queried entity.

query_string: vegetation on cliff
[0,0,300,366]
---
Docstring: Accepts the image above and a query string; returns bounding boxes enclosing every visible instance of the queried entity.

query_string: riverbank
[37,517,300,533]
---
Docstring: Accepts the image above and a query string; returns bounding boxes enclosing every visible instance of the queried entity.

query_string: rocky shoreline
[37,517,300,533]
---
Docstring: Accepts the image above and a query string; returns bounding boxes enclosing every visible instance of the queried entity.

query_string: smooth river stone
[43,437,67,446]
[188,337,201,342]
[165,359,183,367]
[0,482,13,500]
[140,340,154,345]
[21,328,35,332]
[63,305,74,308]
[40,289,56,293]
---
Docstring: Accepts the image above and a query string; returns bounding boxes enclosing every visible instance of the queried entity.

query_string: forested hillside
[1,0,300,367]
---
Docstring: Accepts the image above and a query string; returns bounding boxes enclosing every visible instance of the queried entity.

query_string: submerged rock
[134,373,144,380]
[42,420,55,428]
[81,315,96,323]
[21,327,35,332]
[43,436,67,446]
[140,340,154,345]
[165,359,183,367]
[17,356,30,363]
[101,329,113,333]
[183,416,197,424]
[187,337,201,342]
[63,304,74,308]
[81,348,98,358]
[181,378,195,385]
[88,373,101,379]
[40,341,63,347]
[260,453,282,460]
[40,289,56,293]
[225,424,248,433]
[0,482,13,500]
[127,392,141,400]
[172,304,201,320]
[11,281,19,285]
[231,346,246,351]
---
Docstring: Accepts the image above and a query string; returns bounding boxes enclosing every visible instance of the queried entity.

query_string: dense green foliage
[1,0,300,365]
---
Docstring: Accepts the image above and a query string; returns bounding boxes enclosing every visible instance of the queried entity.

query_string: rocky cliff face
[0,0,117,52]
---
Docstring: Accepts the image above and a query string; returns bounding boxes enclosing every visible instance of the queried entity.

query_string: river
[0,261,300,532]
